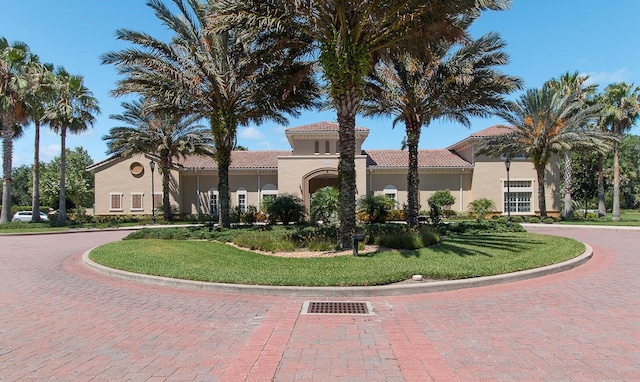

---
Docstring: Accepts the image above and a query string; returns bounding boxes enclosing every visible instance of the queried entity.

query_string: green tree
[23,57,54,221]
[44,67,100,222]
[546,71,599,220]
[267,194,305,225]
[11,164,32,206]
[104,98,216,221]
[211,0,510,246]
[362,32,520,226]
[479,86,607,217]
[102,0,318,228]
[599,82,640,220]
[1,37,31,223]
[571,151,600,218]
[40,147,94,210]
[310,186,339,226]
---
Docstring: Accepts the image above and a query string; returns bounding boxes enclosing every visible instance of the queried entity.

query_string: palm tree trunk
[336,90,359,249]
[218,162,231,228]
[597,153,606,217]
[612,141,621,221]
[1,116,15,224]
[562,150,573,220]
[161,163,172,221]
[406,124,421,227]
[32,121,41,222]
[535,164,547,217]
[57,127,67,222]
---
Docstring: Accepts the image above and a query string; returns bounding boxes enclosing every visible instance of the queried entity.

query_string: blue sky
[2,0,639,167]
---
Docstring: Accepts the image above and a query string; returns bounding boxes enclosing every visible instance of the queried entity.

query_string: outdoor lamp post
[504,156,511,222]
[150,161,156,224]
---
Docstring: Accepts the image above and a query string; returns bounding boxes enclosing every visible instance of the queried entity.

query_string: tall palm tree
[362,32,521,227]
[44,67,100,222]
[104,98,216,220]
[546,71,599,220]
[23,57,54,222]
[102,0,318,228]
[599,82,640,220]
[211,0,510,247]
[1,37,31,223]
[479,86,608,217]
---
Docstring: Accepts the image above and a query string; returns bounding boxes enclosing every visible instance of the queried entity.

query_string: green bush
[542,217,555,224]
[267,194,305,225]
[419,228,441,246]
[376,231,423,249]
[357,194,395,223]
[467,198,496,220]
[528,217,541,223]
[310,186,339,226]
[444,220,526,235]
[511,215,524,223]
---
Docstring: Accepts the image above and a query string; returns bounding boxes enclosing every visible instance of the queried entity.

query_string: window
[153,193,163,210]
[209,189,219,215]
[130,193,144,211]
[109,193,123,211]
[383,185,397,204]
[325,140,330,154]
[237,188,247,213]
[314,140,319,154]
[261,184,278,209]
[503,180,533,214]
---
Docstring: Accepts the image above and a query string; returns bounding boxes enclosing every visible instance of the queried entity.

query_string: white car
[12,211,49,222]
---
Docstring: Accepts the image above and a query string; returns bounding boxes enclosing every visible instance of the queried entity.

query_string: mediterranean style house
[87,121,560,218]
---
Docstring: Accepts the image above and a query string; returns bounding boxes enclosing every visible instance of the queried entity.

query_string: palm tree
[23,57,54,222]
[101,0,318,228]
[44,67,100,222]
[479,86,607,217]
[599,82,640,220]
[104,98,216,220]
[362,32,521,227]
[1,37,31,224]
[546,71,599,220]
[211,0,510,247]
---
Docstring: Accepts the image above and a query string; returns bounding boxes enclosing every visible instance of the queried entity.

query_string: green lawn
[89,232,584,286]
[560,209,640,226]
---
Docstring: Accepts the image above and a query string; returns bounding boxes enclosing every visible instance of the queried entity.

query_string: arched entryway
[301,167,338,213]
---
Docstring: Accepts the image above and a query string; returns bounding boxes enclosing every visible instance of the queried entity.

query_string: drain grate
[302,301,373,315]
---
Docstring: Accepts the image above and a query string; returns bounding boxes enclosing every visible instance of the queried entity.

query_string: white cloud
[584,68,631,86]
[258,141,272,150]
[42,144,61,161]
[238,126,265,140]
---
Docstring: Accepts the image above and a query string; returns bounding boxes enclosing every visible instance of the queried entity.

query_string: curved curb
[82,244,592,297]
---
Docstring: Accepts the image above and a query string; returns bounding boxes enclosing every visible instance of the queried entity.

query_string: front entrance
[302,168,338,213]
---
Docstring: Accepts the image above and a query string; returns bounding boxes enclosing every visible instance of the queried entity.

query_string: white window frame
[130,192,144,212]
[502,179,534,215]
[383,185,398,203]
[209,189,219,215]
[152,192,163,210]
[237,188,247,213]
[109,193,124,212]
[260,184,278,209]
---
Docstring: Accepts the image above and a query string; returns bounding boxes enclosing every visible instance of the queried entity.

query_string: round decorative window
[130,162,144,176]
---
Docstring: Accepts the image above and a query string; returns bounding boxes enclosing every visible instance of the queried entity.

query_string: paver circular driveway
[1,226,639,381]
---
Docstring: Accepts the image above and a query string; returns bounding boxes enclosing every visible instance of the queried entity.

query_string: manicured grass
[89,232,584,286]
[560,209,640,226]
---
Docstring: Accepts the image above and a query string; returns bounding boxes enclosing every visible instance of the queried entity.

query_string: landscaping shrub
[542,217,555,224]
[528,217,541,223]
[511,215,524,223]
[444,220,526,235]
[310,186,339,226]
[357,194,395,223]
[376,231,423,249]
[267,194,305,224]
[419,228,441,246]
[467,198,496,220]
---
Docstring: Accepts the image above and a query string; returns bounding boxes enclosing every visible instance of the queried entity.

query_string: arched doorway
[302,167,338,213]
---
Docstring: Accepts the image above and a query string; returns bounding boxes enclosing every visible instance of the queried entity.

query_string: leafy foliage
[310,186,339,226]
[357,194,395,224]
[39,147,94,209]
[266,194,305,225]
[467,198,496,220]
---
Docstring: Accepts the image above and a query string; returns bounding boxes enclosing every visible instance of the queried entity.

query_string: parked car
[11,211,49,222]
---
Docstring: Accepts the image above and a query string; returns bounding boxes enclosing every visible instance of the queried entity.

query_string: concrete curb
[82,243,593,297]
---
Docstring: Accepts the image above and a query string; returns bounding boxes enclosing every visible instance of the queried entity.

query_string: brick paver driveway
[1,226,639,381]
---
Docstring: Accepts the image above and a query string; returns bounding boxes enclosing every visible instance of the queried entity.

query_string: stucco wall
[92,154,178,215]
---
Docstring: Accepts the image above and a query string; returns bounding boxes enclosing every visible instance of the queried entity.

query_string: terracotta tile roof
[285,121,369,132]
[470,124,513,137]
[365,149,472,168]
[177,151,292,169]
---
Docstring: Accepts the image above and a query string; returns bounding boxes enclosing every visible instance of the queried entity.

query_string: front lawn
[89,232,584,286]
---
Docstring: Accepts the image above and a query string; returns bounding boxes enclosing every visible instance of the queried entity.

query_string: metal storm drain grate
[302,301,374,315]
